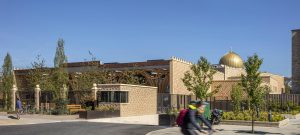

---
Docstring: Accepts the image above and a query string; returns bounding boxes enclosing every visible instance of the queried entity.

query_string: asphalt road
[0,122,164,135]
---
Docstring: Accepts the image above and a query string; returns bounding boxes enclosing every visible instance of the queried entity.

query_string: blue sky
[0,0,299,77]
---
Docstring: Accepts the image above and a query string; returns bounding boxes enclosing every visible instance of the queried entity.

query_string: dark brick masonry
[292,29,300,94]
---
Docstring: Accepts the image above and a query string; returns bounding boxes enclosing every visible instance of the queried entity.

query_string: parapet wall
[169,57,193,95]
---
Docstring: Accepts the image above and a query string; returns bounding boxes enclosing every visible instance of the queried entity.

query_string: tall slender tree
[53,39,69,114]
[1,53,14,110]
[53,38,68,99]
[182,57,220,101]
[241,54,267,134]
[54,38,67,68]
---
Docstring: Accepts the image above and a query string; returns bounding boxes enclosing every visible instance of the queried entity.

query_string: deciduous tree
[241,54,268,133]
[182,57,220,100]
[230,84,243,113]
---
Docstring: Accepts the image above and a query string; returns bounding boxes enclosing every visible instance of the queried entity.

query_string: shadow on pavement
[234,130,283,135]
[8,116,18,119]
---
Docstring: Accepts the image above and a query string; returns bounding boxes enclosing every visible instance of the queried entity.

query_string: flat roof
[97,83,158,89]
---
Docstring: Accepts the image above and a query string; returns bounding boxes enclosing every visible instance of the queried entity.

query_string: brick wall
[213,71,225,80]
[169,57,193,95]
[97,84,157,117]
[120,84,157,117]
[269,77,280,94]
[213,75,283,98]
[292,29,300,94]
[261,72,285,94]
[224,66,246,80]
[212,80,240,99]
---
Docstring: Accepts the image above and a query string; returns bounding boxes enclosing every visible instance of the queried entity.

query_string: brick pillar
[35,85,41,111]
[11,85,17,111]
[292,29,300,94]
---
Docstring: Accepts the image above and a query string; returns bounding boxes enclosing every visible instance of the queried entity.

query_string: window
[99,91,128,103]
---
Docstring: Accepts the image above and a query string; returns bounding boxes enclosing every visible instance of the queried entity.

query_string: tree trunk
[252,109,254,134]
[248,100,251,111]
[4,93,7,110]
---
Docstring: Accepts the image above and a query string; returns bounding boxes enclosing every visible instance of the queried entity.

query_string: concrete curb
[145,127,180,135]
[282,113,300,119]
[220,119,289,128]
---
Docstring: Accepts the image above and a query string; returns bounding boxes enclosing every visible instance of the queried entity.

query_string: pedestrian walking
[16,97,22,120]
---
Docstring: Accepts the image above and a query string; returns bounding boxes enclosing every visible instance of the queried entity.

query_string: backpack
[176,109,188,126]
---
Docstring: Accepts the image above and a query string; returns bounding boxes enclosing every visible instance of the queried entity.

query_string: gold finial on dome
[219,51,244,68]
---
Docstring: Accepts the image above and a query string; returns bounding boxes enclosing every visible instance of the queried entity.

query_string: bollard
[268,110,272,122]
[256,107,260,118]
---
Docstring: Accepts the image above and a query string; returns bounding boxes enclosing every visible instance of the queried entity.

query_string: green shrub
[85,106,92,111]
[52,98,69,115]
[0,108,8,112]
[291,110,299,115]
[294,106,300,111]
[280,110,299,115]
[267,100,300,112]
[95,106,109,111]
[222,111,285,122]
[223,111,231,119]
[167,108,179,117]
[244,115,252,121]
[235,113,244,120]
[272,115,285,122]
[95,105,119,112]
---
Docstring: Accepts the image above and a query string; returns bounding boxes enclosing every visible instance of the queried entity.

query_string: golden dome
[219,51,244,68]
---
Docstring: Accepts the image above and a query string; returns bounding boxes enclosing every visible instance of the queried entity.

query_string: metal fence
[266,94,300,106]
[157,93,300,113]
[0,99,4,109]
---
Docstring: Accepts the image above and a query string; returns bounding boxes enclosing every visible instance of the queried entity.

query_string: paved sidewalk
[88,114,158,125]
[0,114,82,126]
[0,114,159,126]
[147,119,300,135]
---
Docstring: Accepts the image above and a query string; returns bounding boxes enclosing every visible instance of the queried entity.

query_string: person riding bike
[180,101,214,135]
[197,101,214,130]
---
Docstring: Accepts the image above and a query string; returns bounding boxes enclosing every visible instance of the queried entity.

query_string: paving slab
[147,119,300,135]
[0,114,83,126]
[88,114,158,125]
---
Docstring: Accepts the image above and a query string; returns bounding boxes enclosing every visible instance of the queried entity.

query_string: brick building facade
[96,84,157,117]
[11,52,286,112]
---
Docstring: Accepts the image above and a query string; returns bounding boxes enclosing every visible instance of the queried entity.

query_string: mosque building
[211,51,284,100]
[11,51,285,112]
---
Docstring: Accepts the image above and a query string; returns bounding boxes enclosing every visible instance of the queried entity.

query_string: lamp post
[11,85,18,111]
[35,85,41,112]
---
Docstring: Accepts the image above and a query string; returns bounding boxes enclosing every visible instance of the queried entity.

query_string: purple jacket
[16,100,22,109]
